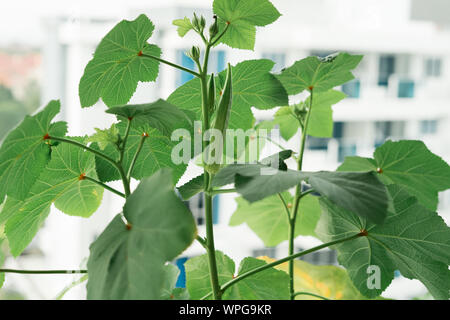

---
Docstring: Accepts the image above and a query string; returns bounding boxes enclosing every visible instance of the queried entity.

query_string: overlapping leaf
[87,125,119,150]
[338,140,450,211]
[106,99,193,137]
[177,173,205,200]
[79,14,161,107]
[230,192,321,246]
[93,121,187,183]
[0,100,67,202]
[213,152,388,224]
[168,59,288,131]
[316,184,450,299]
[185,251,289,299]
[0,138,104,256]
[87,169,197,299]
[277,53,362,95]
[213,0,281,50]
[172,17,194,37]
[0,238,4,288]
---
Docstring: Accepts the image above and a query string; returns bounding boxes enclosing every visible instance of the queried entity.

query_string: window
[296,247,337,265]
[252,247,277,258]
[174,257,189,288]
[306,137,329,151]
[425,58,441,77]
[397,79,415,98]
[341,79,360,98]
[261,53,286,72]
[420,120,438,134]
[183,193,219,225]
[378,55,395,86]
[176,49,226,87]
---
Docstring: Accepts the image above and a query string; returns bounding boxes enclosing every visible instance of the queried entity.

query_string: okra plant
[0,0,449,300]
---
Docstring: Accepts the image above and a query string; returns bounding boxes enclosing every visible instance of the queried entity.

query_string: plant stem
[210,188,236,195]
[127,135,147,180]
[293,291,330,300]
[0,269,87,274]
[196,235,208,249]
[49,136,117,167]
[200,233,360,300]
[199,42,222,300]
[278,193,291,222]
[140,53,201,78]
[84,176,125,198]
[288,88,314,299]
[119,118,132,163]
[210,23,230,46]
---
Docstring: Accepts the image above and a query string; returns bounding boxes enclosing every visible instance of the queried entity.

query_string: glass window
[378,55,395,86]
[420,120,438,134]
[425,58,441,77]
[341,79,360,98]
[183,193,219,225]
[252,247,277,258]
[296,248,338,265]
[398,79,415,98]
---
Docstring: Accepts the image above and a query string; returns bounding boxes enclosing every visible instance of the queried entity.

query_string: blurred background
[0,0,449,300]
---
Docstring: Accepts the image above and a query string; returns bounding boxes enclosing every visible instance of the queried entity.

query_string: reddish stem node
[137,50,143,56]
[43,133,50,140]
[142,132,149,137]
[126,223,133,230]
[78,173,86,181]
[376,167,383,174]
[358,229,368,237]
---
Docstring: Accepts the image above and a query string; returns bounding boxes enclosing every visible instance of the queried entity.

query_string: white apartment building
[2,0,450,300]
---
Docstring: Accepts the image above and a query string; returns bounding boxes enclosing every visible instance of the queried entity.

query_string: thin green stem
[210,188,236,195]
[293,291,330,300]
[49,136,117,167]
[277,193,292,221]
[127,135,147,180]
[140,53,201,78]
[200,233,361,300]
[196,235,208,250]
[84,176,125,198]
[288,88,314,299]
[210,23,230,46]
[117,164,131,198]
[0,269,87,274]
[119,118,132,163]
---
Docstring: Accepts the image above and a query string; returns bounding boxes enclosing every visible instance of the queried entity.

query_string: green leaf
[0,100,67,202]
[185,251,289,299]
[338,140,450,211]
[93,121,187,183]
[0,238,4,288]
[213,157,388,224]
[87,125,119,150]
[79,14,161,107]
[213,0,281,50]
[105,99,192,137]
[273,107,299,140]
[172,17,194,37]
[306,90,346,137]
[87,169,197,299]
[277,53,363,95]
[1,138,104,256]
[230,192,321,246]
[177,174,204,200]
[160,264,190,300]
[259,257,370,300]
[168,59,288,131]
[316,184,450,299]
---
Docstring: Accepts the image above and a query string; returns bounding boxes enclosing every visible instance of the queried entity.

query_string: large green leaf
[277,53,363,95]
[0,238,4,288]
[0,100,67,202]
[213,156,388,224]
[93,121,186,183]
[260,257,370,300]
[316,184,450,299]
[272,107,299,141]
[338,140,450,211]
[167,59,288,131]
[185,251,289,299]
[230,192,321,246]
[79,14,161,107]
[1,138,104,256]
[105,99,192,137]
[213,0,281,50]
[177,173,204,200]
[87,169,197,299]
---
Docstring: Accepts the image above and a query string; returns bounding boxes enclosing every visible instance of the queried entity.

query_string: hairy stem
[84,176,125,198]
[140,53,201,78]
[288,88,314,299]
[200,233,360,300]
[0,269,87,274]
